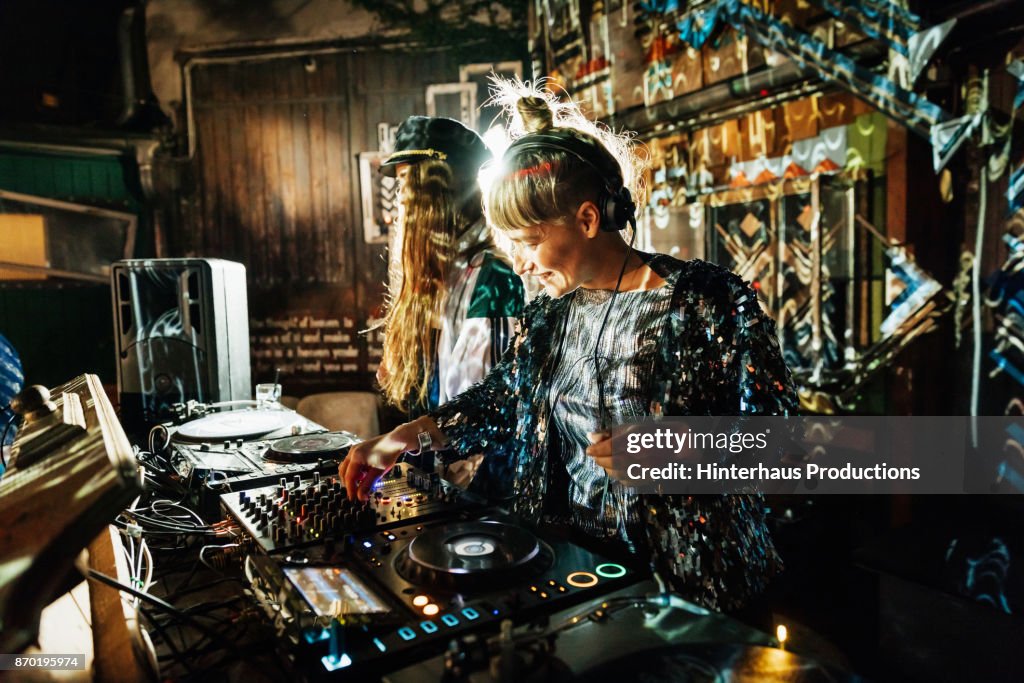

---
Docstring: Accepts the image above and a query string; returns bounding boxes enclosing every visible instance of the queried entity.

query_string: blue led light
[304,628,330,644]
[373,638,386,652]
[461,607,480,620]
[492,609,500,616]
[397,627,417,641]
[441,614,459,627]
[321,653,352,671]
[420,620,438,634]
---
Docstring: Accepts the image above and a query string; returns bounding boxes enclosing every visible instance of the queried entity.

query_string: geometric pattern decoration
[705,177,946,412]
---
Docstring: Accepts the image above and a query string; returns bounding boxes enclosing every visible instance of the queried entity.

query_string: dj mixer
[220,463,480,554]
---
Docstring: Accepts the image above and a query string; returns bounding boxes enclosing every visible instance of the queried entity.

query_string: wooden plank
[226,63,251,268]
[276,59,299,286]
[325,55,351,286]
[261,63,286,286]
[310,57,334,283]
[88,526,147,683]
[290,62,312,284]
[244,87,268,284]
[196,103,219,256]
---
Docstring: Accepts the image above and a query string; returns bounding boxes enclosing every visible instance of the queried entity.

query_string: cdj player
[242,511,641,679]
[225,467,641,679]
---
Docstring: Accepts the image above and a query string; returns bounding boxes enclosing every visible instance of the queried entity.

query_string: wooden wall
[174,47,459,394]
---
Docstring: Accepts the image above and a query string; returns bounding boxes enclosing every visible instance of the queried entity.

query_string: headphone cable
[594,222,639,432]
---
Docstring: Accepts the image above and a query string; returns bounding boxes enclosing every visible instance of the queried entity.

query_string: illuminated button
[386,533,397,541]
[557,585,567,592]
[566,571,598,588]
[420,620,438,634]
[461,607,480,620]
[362,541,373,549]
[441,614,459,627]
[321,653,352,671]
[548,579,557,586]
[373,637,386,652]
[423,604,440,617]
[529,585,538,592]
[413,595,430,607]
[538,591,549,599]
[595,563,627,578]
[397,627,417,641]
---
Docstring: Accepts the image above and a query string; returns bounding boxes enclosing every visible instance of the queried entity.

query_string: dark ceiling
[0,0,135,127]
[0,0,1020,131]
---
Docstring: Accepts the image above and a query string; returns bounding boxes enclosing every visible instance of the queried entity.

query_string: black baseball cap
[379,116,491,178]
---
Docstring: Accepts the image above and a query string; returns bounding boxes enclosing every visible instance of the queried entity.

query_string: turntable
[265,432,359,464]
[395,520,555,591]
[172,407,310,442]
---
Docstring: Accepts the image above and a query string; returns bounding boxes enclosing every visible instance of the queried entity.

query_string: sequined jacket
[431,255,798,610]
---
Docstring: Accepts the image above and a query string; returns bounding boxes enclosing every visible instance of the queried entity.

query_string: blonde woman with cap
[374,116,524,490]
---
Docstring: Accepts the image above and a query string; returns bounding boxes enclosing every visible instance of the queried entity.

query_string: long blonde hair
[379,159,461,408]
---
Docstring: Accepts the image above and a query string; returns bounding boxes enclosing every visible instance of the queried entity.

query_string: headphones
[504,129,637,232]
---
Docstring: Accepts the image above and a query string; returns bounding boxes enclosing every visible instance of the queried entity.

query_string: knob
[10,385,57,422]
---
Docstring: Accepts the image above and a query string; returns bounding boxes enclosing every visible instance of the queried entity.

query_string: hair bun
[516,96,554,133]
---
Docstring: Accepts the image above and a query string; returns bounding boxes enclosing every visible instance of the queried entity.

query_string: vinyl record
[396,521,554,590]
[265,432,358,463]
[174,409,301,442]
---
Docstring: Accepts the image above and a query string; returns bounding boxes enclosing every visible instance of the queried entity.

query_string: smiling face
[503,203,601,298]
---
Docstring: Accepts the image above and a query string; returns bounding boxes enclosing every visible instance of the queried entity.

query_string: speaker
[111,258,251,432]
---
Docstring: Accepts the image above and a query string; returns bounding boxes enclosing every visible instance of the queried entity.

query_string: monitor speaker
[111,258,251,432]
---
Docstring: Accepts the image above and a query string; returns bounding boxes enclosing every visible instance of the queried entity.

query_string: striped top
[547,284,673,546]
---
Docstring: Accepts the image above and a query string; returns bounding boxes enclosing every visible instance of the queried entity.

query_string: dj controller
[160,407,642,678]
[233,486,642,680]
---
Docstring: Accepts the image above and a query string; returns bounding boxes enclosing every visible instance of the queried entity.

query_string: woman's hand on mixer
[339,416,447,501]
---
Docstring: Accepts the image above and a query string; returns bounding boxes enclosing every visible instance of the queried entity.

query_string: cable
[971,163,987,446]
[84,568,243,657]
[594,227,639,432]
[592,226,640,533]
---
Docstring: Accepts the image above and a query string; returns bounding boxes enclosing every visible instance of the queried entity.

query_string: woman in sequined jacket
[342,83,797,611]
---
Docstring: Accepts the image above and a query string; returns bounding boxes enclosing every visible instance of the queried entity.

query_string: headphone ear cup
[598,190,618,232]
[600,187,635,232]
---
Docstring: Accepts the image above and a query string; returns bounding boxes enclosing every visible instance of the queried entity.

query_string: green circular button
[595,563,626,578]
